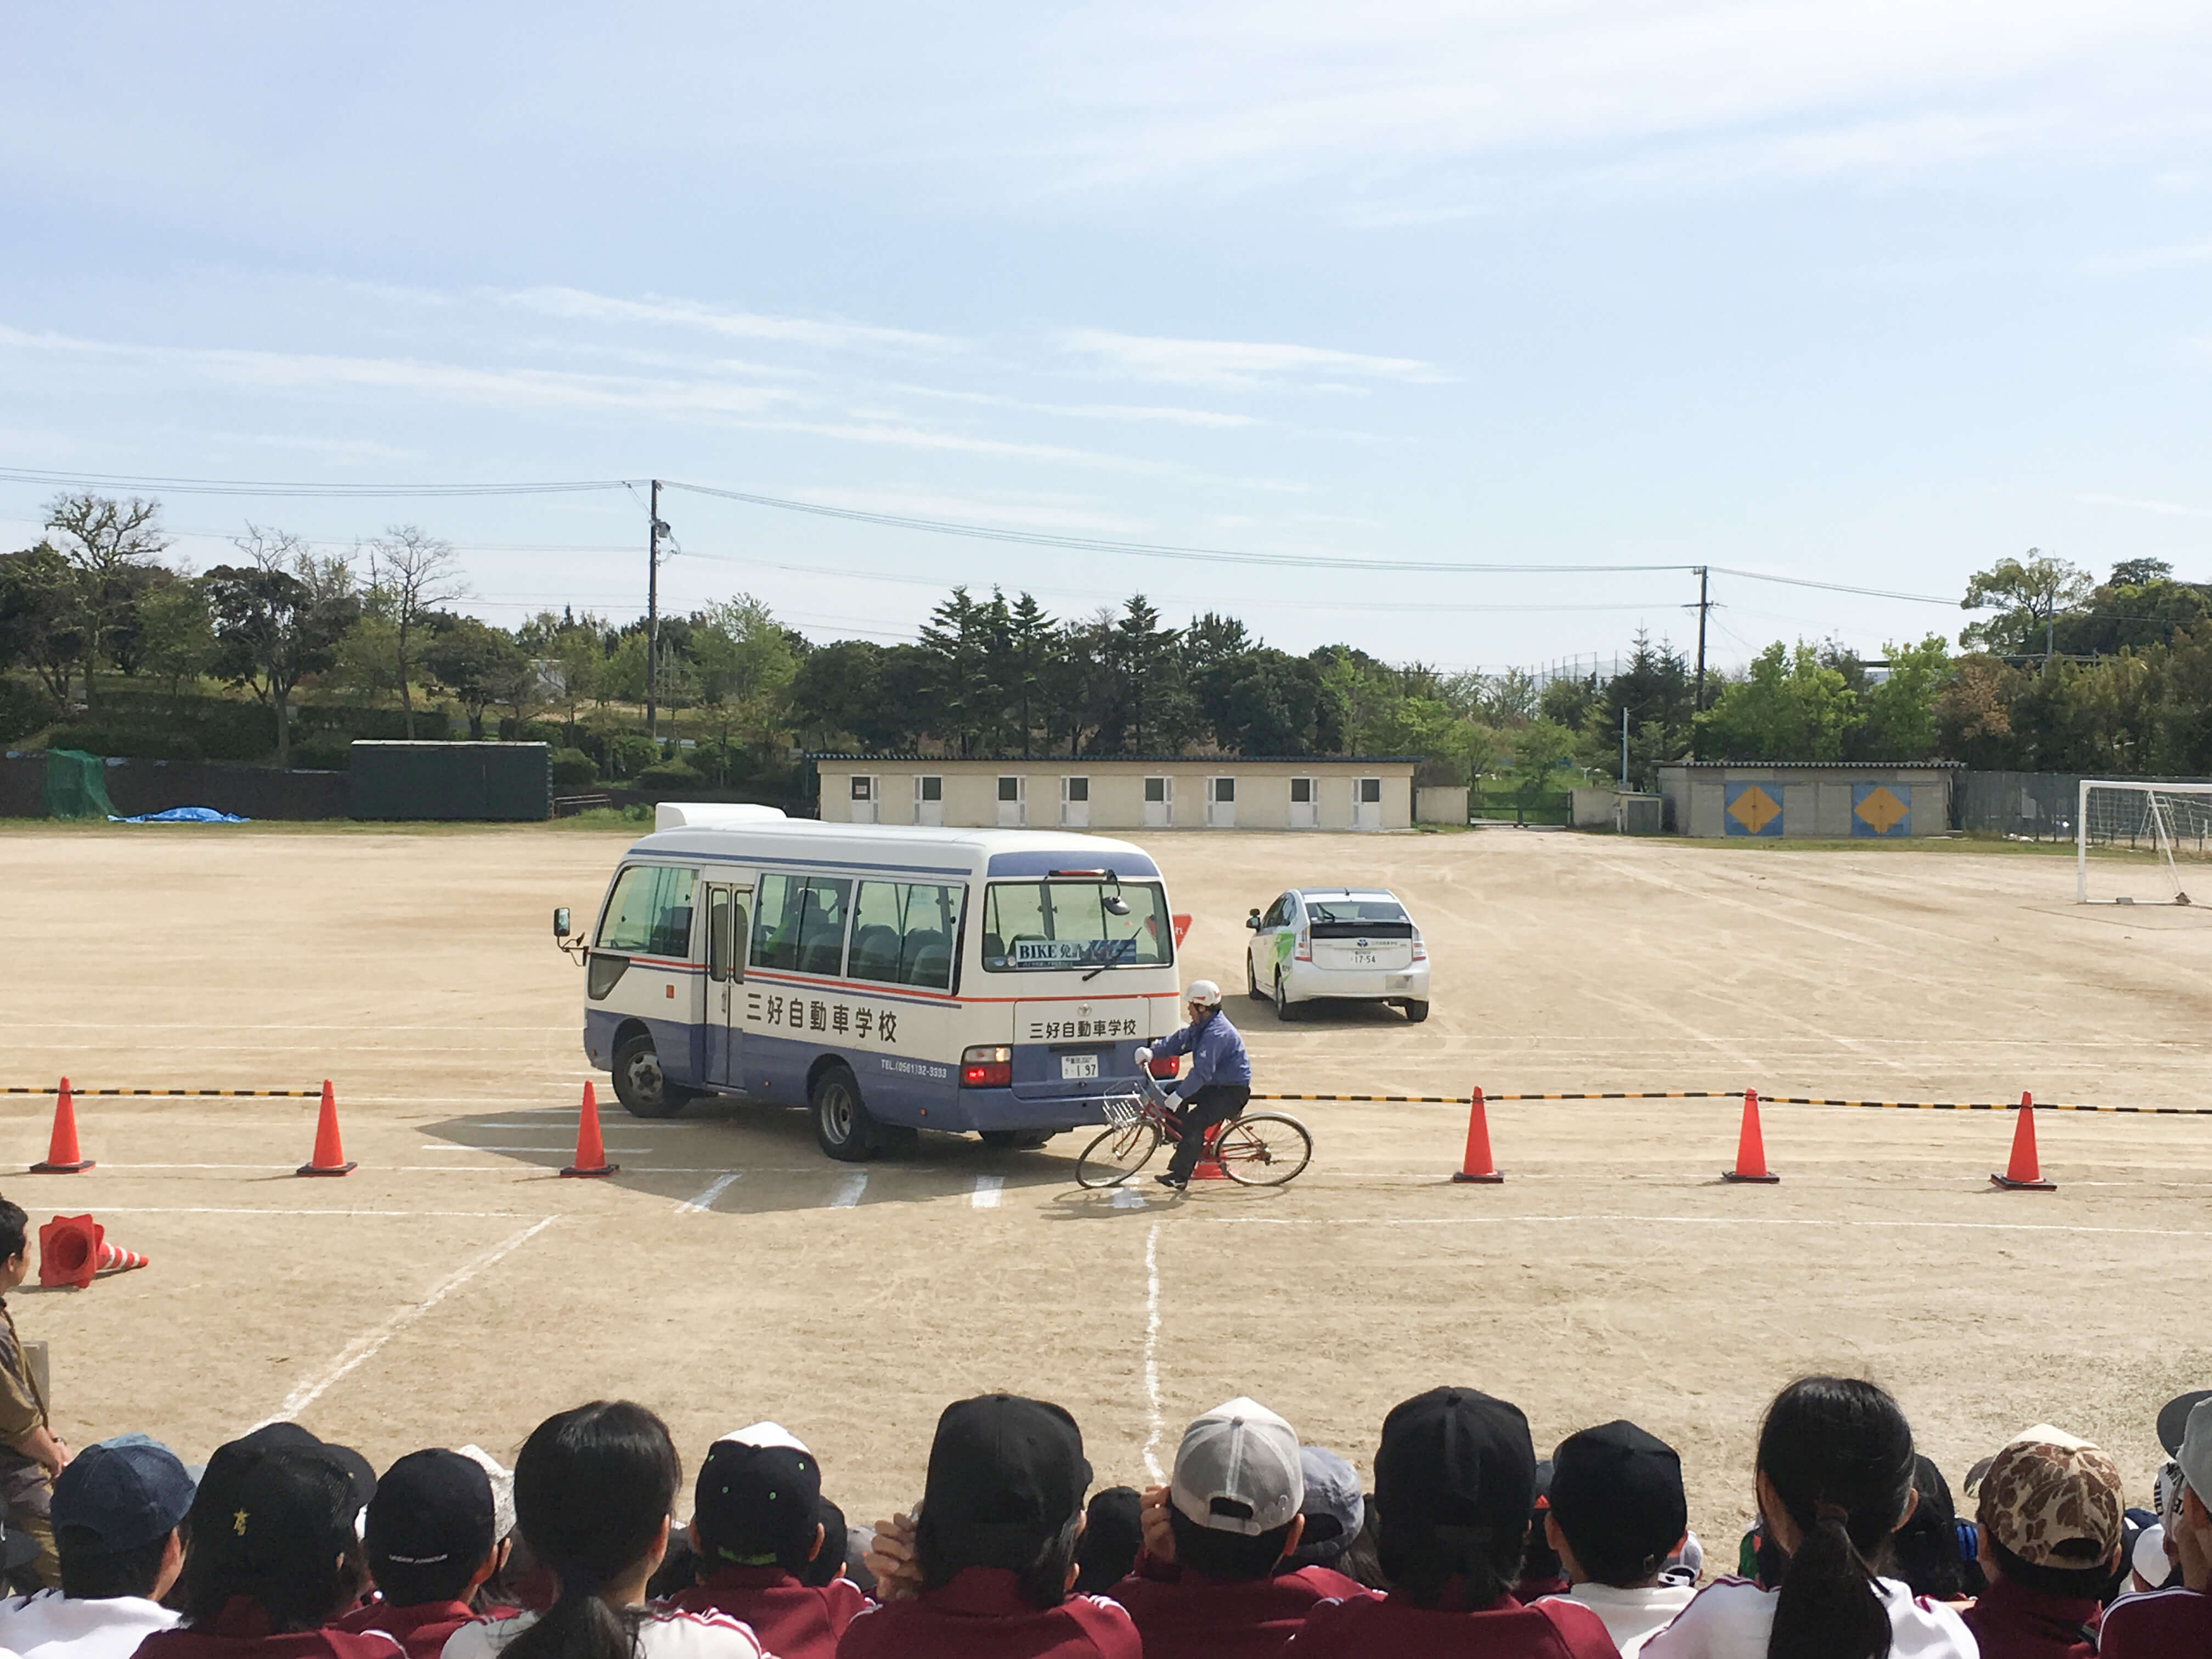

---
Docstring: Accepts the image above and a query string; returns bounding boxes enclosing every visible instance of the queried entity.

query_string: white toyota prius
[1244,887,1430,1023]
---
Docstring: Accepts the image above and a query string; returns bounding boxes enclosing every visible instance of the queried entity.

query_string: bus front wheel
[611,1031,695,1119]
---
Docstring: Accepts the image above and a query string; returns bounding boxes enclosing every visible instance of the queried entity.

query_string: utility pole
[1690,565,1710,763]
[645,478,663,741]
[1621,703,1629,789]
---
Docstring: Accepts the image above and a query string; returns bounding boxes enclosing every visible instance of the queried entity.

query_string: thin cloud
[2083,239,2212,273]
[499,286,964,356]
[1059,326,1447,390]
[2075,491,2212,517]
[887,382,1263,428]
[771,486,1148,535]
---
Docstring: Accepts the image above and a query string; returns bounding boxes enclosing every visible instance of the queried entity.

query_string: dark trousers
[1167,1084,1251,1180]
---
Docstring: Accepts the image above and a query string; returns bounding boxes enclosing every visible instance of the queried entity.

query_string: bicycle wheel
[1075,1119,1163,1187]
[1215,1112,1312,1186]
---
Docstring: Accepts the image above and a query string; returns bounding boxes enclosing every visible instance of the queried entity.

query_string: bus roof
[624,820,1163,878]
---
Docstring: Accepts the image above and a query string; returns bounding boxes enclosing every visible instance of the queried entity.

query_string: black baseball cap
[918,1395,1090,1570]
[2159,1392,2212,1457]
[368,1451,496,1573]
[53,1434,196,1555]
[1375,1388,1536,1544]
[201,1445,363,1591]
[201,1424,375,1521]
[1549,1421,1688,1581]
[695,1430,822,1565]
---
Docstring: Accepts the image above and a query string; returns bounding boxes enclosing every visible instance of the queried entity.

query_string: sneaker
[1154,1173,1188,1189]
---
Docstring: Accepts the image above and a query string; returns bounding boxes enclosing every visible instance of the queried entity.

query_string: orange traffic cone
[1190,1121,1229,1181]
[1991,1092,2056,1191]
[1722,1088,1780,1183]
[94,1240,148,1275]
[31,1078,93,1173]
[561,1082,618,1178]
[296,1080,356,1176]
[1451,1087,1504,1183]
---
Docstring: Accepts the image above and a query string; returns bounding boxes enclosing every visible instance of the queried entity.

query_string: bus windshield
[980,879,1173,972]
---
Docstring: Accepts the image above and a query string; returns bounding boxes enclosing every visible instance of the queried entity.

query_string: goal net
[2077,780,2212,904]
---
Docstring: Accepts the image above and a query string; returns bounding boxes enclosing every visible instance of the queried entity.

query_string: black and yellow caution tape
[3,1087,324,1098]
[1252,1090,2212,1116]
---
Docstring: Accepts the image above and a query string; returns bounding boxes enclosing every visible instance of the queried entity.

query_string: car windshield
[981,880,1173,972]
[1305,896,1409,925]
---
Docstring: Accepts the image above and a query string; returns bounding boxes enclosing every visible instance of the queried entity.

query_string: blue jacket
[1153,1009,1251,1093]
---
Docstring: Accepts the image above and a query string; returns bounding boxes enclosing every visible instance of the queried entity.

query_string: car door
[703,882,752,1089]
[1251,892,1293,988]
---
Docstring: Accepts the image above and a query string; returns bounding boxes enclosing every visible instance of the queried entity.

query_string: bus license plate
[1060,1054,1100,1080]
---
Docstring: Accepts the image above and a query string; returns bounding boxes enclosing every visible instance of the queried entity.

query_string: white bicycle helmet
[1184,979,1223,1012]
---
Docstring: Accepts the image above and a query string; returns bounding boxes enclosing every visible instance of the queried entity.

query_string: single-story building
[809,755,1420,831]
[1655,761,1962,838]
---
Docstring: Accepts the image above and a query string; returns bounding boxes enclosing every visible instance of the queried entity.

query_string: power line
[0,466,630,499]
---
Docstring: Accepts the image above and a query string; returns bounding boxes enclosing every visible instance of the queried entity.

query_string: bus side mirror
[554,906,572,938]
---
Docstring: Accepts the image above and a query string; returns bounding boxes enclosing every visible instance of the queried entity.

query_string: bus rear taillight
[960,1045,1012,1088]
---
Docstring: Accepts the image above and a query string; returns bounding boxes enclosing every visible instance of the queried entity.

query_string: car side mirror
[554,906,572,938]
[1246,910,1261,929]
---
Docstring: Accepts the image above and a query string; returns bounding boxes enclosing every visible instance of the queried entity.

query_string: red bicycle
[1074,1051,1312,1189]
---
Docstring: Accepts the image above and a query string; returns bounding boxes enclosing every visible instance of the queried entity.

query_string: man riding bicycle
[1147,980,1251,1189]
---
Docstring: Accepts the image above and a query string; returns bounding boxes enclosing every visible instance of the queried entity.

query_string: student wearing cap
[2100,1395,2212,1657]
[1640,1377,1974,1659]
[1109,1398,1362,1659]
[442,1402,765,1659]
[1283,1387,1617,1658]
[1071,1491,1142,1598]
[664,1424,868,1659]
[0,1434,190,1659]
[138,1430,402,1659]
[1536,1421,1694,1657]
[1957,1424,2123,1659]
[338,1451,512,1659]
[1285,1449,1363,1577]
[0,1198,69,1589]
[842,1393,1137,1658]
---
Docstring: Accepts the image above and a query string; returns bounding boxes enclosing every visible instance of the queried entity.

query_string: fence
[1958,771,2212,843]
[0,753,348,820]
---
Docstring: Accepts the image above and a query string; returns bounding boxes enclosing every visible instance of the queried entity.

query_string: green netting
[42,749,116,821]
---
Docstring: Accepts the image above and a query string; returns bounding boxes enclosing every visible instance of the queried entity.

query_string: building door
[1207,775,1237,828]
[1143,776,1172,827]
[703,884,749,1088]
[1062,776,1090,827]
[1289,776,1317,828]
[849,775,879,823]
[997,775,1026,827]
[1354,776,1383,830]
[915,775,944,827]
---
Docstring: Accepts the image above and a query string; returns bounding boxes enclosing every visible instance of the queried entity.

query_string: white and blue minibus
[557,806,1186,1160]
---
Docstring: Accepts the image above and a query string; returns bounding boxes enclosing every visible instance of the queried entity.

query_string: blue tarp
[109,806,251,824]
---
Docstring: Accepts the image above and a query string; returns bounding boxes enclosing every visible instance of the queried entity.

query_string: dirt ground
[4,820,2209,1559]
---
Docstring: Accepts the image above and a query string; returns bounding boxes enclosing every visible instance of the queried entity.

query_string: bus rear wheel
[612,1031,695,1119]
[814,1063,909,1161]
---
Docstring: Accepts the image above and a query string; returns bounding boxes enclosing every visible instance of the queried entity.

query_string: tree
[1856,635,1950,760]
[203,528,362,768]
[42,494,171,715]
[1695,641,1859,761]
[134,578,218,710]
[360,526,465,738]
[0,544,85,704]
[1000,592,1056,757]
[424,617,527,741]
[1961,550,2092,658]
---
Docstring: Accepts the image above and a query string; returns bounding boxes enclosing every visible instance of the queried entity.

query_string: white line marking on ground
[830,1172,868,1208]
[971,1175,1004,1209]
[1111,1186,1148,1209]
[1141,1221,1164,1483]
[262,1216,557,1424]
[676,1172,742,1214]
[91,1206,537,1217]
[1204,1214,2212,1239]
[418,1144,650,1153]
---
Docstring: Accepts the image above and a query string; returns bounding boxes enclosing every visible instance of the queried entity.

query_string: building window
[1144,777,1167,803]
[1064,777,1089,802]
[998,776,1022,802]
[919,776,943,802]
[1290,778,1313,804]
[850,776,873,801]
[1213,776,1235,803]
[1359,778,1382,804]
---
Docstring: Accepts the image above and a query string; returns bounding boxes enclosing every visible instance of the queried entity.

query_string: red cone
[1190,1121,1229,1180]
[31,1078,93,1173]
[1451,1087,1504,1184]
[38,1215,101,1289]
[95,1241,148,1274]
[296,1080,356,1176]
[1991,1092,2056,1191]
[1722,1088,1780,1183]
[561,1082,618,1178]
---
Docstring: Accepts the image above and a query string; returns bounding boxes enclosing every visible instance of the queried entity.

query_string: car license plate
[1350,951,1378,966]
[1060,1054,1100,1080]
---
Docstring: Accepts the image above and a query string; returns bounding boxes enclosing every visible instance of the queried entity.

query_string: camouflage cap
[1976,1424,2124,1570]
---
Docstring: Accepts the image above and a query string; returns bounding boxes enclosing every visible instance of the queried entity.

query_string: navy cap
[368,1451,495,1572]
[53,1435,195,1555]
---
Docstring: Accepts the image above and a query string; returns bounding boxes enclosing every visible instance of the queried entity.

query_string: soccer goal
[2076,780,2212,904]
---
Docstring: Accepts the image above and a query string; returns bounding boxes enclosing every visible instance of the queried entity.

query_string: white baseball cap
[716,1421,811,1454]
[2177,1399,2212,1510]
[1171,1397,1304,1537]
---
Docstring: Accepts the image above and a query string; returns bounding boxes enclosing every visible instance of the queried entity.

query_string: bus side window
[752,873,798,971]
[730,903,747,981]
[707,888,731,983]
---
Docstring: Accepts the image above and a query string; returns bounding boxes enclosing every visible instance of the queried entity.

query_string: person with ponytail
[1640,1377,1976,1659]
[438,1403,764,1659]
[1282,1387,1616,1656]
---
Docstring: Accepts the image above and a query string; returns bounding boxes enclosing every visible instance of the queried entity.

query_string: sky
[3,1,2210,674]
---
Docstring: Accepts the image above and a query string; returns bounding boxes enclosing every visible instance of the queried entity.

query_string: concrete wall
[1415,785,1469,825]
[1656,765,1957,838]
[820,759,1416,831]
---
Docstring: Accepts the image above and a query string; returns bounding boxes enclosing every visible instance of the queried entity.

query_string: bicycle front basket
[1102,1093,1143,1125]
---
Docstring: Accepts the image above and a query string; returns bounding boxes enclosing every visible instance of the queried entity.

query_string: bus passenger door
[704,884,750,1089]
